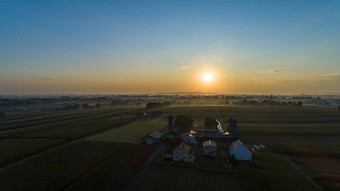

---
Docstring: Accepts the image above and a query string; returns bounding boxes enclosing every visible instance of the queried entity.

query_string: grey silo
[168,115,174,134]
[229,118,238,138]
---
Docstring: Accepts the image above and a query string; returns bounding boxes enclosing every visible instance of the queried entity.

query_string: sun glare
[203,73,214,83]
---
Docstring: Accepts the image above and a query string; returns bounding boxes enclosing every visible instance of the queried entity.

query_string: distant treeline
[231,99,303,107]
[111,100,129,106]
[146,101,171,108]
[0,99,36,107]
[40,103,101,112]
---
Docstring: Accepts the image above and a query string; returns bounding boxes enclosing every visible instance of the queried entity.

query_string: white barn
[229,140,252,161]
[203,140,217,156]
[173,142,196,163]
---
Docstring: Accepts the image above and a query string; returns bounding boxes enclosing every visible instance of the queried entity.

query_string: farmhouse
[229,140,253,161]
[142,130,164,144]
[203,140,217,156]
[173,143,196,163]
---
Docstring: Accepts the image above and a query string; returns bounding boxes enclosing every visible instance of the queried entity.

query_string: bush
[230,155,239,168]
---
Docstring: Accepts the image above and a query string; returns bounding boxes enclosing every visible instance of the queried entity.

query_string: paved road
[121,143,165,191]
[284,156,324,191]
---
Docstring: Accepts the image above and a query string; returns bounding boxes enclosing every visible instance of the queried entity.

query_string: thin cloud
[271,68,292,73]
[42,77,54,80]
[180,66,189,69]
[312,73,340,80]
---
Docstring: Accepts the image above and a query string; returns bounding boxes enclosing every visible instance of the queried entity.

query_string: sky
[1,0,340,95]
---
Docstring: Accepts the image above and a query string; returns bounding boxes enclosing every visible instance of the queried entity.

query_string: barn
[229,140,252,161]
[142,130,164,144]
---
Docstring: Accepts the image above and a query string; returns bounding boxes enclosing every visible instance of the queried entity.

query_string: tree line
[230,99,303,107]
[146,101,171,108]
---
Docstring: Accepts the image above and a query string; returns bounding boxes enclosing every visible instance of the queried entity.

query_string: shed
[142,130,164,144]
[203,140,217,156]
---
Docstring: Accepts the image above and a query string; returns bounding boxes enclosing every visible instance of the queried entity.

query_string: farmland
[131,152,317,191]
[0,106,159,191]
[140,105,340,191]
[0,104,340,190]
[85,118,168,143]
[130,165,243,191]
[0,108,136,167]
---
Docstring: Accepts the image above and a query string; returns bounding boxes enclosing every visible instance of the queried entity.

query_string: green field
[0,107,162,191]
[236,152,318,191]
[86,118,168,143]
[130,165,243,191]
[0,107,136,167]
[131,151,318,191]
[0,141,154,191]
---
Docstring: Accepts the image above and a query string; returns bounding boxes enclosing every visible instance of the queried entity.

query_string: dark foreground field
[0,105,339,191]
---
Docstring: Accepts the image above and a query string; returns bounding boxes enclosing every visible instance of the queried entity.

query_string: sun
[202,73,214,83]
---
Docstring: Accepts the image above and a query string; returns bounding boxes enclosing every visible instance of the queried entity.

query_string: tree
[82,103,90,109]
[204,118,218,128]
[230,155,239,168]
[174,115,193,133]
[338,106,340,112]
[95,103,101,108]
[297,101,303,107]
[225,99,230,105]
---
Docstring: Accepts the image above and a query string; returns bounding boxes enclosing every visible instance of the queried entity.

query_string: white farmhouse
[203,140,217,156]
[173,142,196,163]
[229,140,252,161]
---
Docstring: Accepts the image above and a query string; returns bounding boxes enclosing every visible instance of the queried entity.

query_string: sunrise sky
[1,1,340,95]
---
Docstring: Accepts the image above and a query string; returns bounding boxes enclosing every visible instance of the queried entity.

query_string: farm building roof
[203,140,217,147]
[176,142,191,153]
[229,140,252,152]
[150,131,164,139]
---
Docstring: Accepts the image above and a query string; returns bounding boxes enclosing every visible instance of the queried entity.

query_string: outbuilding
[142,130,164,144]
[229,140,252,161]
[203,140,217,156]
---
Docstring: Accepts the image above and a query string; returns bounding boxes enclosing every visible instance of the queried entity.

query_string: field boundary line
[0,119,135,170]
